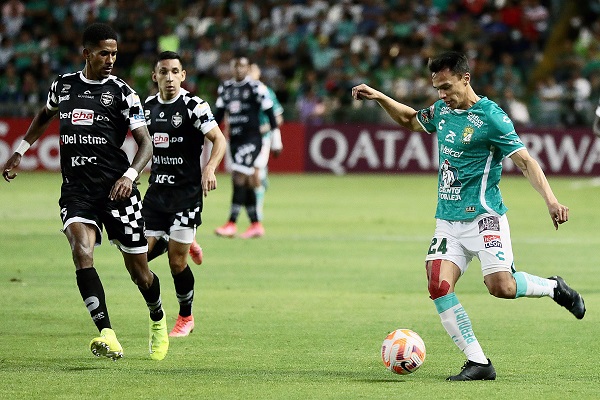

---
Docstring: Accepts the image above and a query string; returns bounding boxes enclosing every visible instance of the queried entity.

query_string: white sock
[434,293,488,364]
[513,271,557,298]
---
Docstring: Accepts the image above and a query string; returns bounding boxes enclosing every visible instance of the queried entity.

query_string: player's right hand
[351,84,378,101]
[2,153,22,182]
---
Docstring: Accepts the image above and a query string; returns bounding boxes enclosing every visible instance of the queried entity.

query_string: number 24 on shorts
[428,237,448,255]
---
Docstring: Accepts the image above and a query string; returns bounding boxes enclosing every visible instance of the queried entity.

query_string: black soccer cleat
[548,276,586,319]
[447,359,496,381]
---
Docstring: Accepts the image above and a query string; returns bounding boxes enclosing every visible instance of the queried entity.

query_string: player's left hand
[549,202,569,230]
[2,153,22,183]
[109,176,133,201]
[202,168,217,197]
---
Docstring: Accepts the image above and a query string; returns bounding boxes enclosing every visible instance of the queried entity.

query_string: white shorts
[254,136,271,170]
[145,226,196,245]
[424,213,514,276]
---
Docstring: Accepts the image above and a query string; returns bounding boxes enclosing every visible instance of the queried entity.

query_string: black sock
[245,187,259,223]
[147,237,168,262]
[173,265,195,317]
[138,271,164,322]
[230,184,247,222]
[76,267,111,332]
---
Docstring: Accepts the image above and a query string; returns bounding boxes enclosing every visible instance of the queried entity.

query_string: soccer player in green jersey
[249,63,284,221]
[352,51,585,381]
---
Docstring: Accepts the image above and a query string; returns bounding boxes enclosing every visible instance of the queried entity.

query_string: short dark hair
[155,51,182,66]
[428,51,470,76]
[82,23,117,48]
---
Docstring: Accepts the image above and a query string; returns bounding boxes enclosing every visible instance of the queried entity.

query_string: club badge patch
[100,92,114,106]
[171,113,182,128]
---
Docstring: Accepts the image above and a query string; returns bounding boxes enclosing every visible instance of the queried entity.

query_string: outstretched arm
[201,126,227,197]
[351,84,425,132]
[510,148,568,230]
[2,106,56,182]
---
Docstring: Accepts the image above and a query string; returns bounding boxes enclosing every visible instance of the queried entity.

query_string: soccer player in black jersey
[143,51,226,337]
[2,23,169,361]
[214,55,281,238]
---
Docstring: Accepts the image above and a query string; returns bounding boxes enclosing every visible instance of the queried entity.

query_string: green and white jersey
[259,86,283,138]
[416,97,525,221]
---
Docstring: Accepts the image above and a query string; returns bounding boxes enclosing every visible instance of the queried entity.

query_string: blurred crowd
[1,0,600,127]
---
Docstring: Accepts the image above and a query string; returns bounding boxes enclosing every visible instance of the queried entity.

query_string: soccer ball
[381,329,426,375]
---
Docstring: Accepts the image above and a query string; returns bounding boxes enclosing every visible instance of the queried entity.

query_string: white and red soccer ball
[381,329,426,375]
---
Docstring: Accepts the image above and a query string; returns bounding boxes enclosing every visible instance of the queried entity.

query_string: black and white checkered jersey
[215,77,274,143]
[47,71,146,198]
[143,88,218,212]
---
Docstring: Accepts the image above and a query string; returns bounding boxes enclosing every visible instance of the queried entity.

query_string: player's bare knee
[71,242,94,268]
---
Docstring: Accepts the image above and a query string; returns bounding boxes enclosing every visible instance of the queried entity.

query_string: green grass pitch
[0,172,598,399]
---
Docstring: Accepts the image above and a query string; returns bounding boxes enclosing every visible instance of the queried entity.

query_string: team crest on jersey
[461,126,474,144]
[171,113,183,128]
[100,92,114,106]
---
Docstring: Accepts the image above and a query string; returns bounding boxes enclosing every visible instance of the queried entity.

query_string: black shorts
[59,187,147,253]
[142,202,202,234]
[230,137,262,175]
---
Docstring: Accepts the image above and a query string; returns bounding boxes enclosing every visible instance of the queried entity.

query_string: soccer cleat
[548,276,586,319]
[447,359,496,381]
[149,313,169,360]
[189,240,203,265]
[90,328,123,361]
[169,315,195,337]
[215,221,237,237]
[240,222,265,239]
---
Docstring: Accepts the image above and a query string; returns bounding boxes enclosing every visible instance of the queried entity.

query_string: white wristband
[123,167,138,181]
[15,140,31,156]
[271,128,283,151]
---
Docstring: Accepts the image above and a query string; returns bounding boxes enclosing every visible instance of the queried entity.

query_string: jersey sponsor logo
[461,126,474,144]
[439,159,462,200]
[478,216,500,233]
[171,113,183,128]
[467,112,483,128]
[154,174,176,184]
[230,100,242,114]
[440,144,463,158]
[71,108,94,125]
[59,94,70,103]
[152,155,184,165]
[153,132,170,148]
[71,156,97,166]
[444,131,456,143]
[100,91,114,106]
[465,206,476,213]
[484,234,502,248]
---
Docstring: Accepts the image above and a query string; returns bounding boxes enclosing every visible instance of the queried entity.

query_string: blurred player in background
[2,23,169,361]
[248,63,283,221]
[143,51,226,337]
[593,94,600,137]
[214,55,280,238]
[352,51,585,381]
